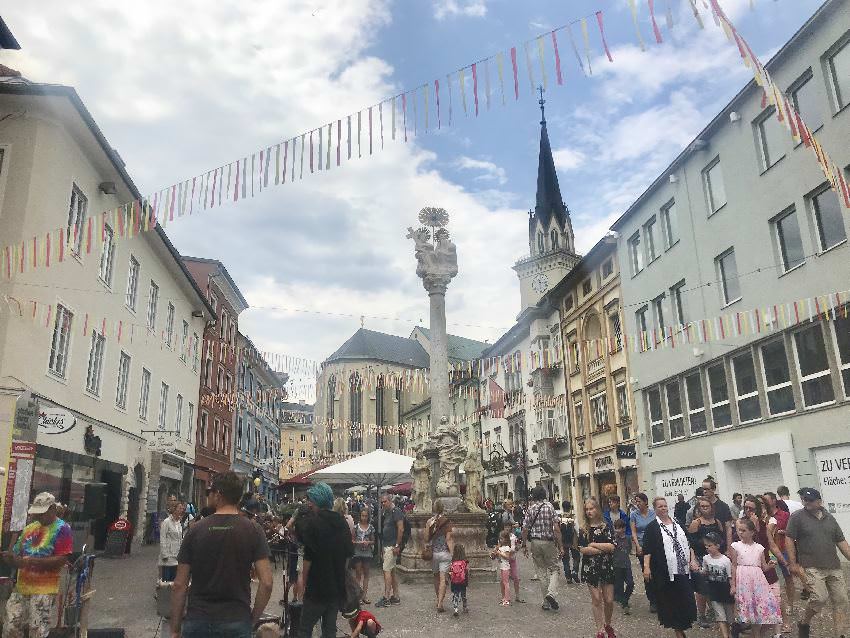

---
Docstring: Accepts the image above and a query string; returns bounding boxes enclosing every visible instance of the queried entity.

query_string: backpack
[449,560,468,585]
[399,513,412,551]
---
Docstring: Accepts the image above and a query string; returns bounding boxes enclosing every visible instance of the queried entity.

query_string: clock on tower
[531,273,549,293]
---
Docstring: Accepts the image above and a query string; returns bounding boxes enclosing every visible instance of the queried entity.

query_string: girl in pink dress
[730,518,782,637]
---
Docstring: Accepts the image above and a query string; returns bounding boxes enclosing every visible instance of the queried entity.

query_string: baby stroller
[48,546,96,638]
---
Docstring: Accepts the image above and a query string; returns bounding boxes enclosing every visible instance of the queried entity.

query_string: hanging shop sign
[616,443,636,460]
[594,454,615,473]
[147,431,177,453]
[814,445,850,535]
[37,408,77,435]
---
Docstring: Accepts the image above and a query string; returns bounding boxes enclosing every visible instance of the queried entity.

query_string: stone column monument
[398,208,493,583]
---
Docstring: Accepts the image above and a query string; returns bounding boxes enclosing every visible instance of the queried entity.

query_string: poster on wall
[814,445,850,534]
[653,464,710,501]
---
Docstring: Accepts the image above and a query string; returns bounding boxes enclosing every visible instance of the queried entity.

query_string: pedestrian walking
[485,501,502,548]
[335,497,356,540]
[1,492,72,638]
[294,482,355,638]
[743,494,783,633]
[785,487,850,638]
[170,472,274,638]
[730,518,782,638]
[159,501,185,582]
[560,501,580,583]
[352,508,375,605]
[641,496,698,638]
[762,492,794,633]
[375,494,404,608]
[579,497,617,638]
[674,494,689,529]
[687,496,725,628]
[612,518,634,615]
[521,486,564,611]
[495,529,515,606]
[424,500,454,613]
[604,496,631,539]
[629,492,657,613]
[449,543,469,616]
[776,485,803,514]
[701,478,734,550]
[700,532,737,638]
[730,493,744,521]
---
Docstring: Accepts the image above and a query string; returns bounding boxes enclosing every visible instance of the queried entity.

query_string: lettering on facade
[37,409,77,435]
[815,446,850,533]
[595,455,614,472]
[616,443,636,459]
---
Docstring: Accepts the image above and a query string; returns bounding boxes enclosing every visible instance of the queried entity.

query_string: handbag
[421,516,447,561]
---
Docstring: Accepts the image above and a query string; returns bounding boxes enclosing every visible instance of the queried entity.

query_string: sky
[1,0,825,401]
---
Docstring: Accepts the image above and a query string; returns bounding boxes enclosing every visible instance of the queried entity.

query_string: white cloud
[454,155,507,185]
[433,0,488,20]
[552,147,585,171]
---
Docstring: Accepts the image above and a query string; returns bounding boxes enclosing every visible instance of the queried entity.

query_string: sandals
[361,597,371,605]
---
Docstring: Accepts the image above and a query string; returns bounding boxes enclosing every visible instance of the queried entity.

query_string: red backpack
[449,559,468,585]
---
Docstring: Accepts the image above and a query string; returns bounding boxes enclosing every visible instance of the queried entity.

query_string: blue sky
[2,0,826,400]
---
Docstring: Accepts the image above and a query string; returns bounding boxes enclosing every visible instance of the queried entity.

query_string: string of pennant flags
[2,0,848,284]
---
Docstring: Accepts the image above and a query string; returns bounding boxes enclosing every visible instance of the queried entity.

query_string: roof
[279,401,314,411]
[0,18,20,50]
[0,80,215,318]
[414,327,489,361]
[181,256,250,311]
[326,328,429,368]
[532,114,570,233]
[610,0,837,232]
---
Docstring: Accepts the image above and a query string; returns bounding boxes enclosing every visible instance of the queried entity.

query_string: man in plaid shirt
[521,486,564,611]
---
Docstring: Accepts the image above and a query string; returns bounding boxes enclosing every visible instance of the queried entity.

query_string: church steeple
[533,86,570,233]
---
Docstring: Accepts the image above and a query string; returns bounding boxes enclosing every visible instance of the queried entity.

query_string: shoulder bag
[421,516,448,561]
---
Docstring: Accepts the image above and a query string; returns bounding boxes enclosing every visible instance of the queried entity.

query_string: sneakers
[541,602,551,611]
[544,594,559,610]
[453,606,459,617]
[604,624,617,638]
[622,603,631,615]
[514,596,526,603]
[374,597,388,608]
[388,596,401,605]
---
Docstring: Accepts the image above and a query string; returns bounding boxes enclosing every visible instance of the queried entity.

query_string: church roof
[414,327,489,362]
[533,114,570,232]
[326,328,430,368]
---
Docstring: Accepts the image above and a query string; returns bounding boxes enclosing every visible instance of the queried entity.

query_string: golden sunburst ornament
[419,207,449,228]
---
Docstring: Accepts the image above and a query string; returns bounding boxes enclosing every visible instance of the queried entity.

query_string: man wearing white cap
[1,492,73,638]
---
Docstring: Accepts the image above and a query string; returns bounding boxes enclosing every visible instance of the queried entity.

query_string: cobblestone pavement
[91,544,838,638]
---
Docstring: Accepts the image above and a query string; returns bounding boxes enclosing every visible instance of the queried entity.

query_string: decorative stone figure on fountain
[431,418,467,500]
[411,451,432,514]
[462,442,484,513]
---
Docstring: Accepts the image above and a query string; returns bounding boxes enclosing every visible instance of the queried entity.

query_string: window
[192,333,200,371]
[217,367,224,392]
[643,217,658,263]
[636,306,648,351]
[180,321,189,361]
[116,351,131,409]
[126,256,140,310]
[564,295,574,312]
[187,403,194,442]
[761,339,795,415]
[85,329,106,396]
[48,305,74,378]
[827,38,850,111]
[774,208,805,272]
[199,411,208,446]
[670,281,687,325]
[652,295,666,337]
[790,70,823,132]
[162,303,175,348]
[685,372,707,434]
[590,390,608,432]
[661,200,678,249]
[647,387,664,443]
[793,324,835,408]
[732,352,761,423]
[707,363,732,429]
[666,380,685,439]
[300,450,306,459]
[175,394,183,436]
[139,368,151,420]
[214,418,222,452]
[754,107,786,171]
[717,249,741,305]
[703,157,727,214]
[609,313,622,352]
[811,186,846,252]
[158,382,169,430]
[98,224,115,285]
[537,231,545,254]
[601,259,613,279]
[569,341,580,373]
[551,230,559,250]
[582,279,592,296]
[254,430,261,458]
[220,310,228,340]
[209,292,218,315]
[628,232,643,275]
[832,316,850,398]
[146,281,159,330]
[573,394,584,437]
[615,382,630,439]
[66,184,87,256]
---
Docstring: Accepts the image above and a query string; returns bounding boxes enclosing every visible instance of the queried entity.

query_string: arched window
[537,231,546,254]
[349,372,363,452]
[585,314,603,341]
[551,230,559,250]
[326,375,335,454]
[375,375,385,450]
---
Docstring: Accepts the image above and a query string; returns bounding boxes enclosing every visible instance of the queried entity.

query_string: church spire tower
[513,87,580,313]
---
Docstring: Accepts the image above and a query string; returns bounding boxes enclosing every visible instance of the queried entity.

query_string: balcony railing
[586,357,604,379]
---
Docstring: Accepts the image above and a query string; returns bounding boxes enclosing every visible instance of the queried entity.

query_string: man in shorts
[786,487,850,638]
[375,495,404,608]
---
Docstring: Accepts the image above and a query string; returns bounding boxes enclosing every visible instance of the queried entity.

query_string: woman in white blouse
[159,501,185,582]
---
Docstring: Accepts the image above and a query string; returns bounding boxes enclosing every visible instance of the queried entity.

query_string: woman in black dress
[579,497,616,638]
[687,497,725,628]
[642,496,699,638]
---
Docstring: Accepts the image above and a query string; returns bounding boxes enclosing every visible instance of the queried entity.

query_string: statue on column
[431,417,466,498]
[406,224,458,292]
[462,443,484,513]
[411,451,432,513]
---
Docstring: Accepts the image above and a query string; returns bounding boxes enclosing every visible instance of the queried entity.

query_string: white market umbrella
[311,449,414,488]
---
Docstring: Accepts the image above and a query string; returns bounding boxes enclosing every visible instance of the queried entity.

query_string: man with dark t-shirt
[701,477,733,550]
[170,472,273,638]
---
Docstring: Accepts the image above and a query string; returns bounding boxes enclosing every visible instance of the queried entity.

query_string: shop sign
[616,443,636,459]
[594,455,615,472]
[653,464,709,500]
[147,431,177,453]
[814,445,850,534]
[37,408,77,435]
[13,393,38,442]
